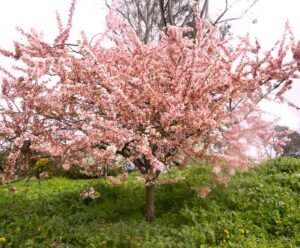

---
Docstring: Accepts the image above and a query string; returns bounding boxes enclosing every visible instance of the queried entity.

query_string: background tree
[274,126,300,156]
[105,0,259,43]
[0,0,299,221]
[252,125,300,159]
[250,122,290,159]
[283,131,300,156]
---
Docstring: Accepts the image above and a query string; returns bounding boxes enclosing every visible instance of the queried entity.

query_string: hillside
[0,157,299,247]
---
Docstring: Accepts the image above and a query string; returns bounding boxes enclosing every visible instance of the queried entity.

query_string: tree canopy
[0,0,299,221]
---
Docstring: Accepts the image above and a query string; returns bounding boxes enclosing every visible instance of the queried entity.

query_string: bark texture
[146,183,155,222]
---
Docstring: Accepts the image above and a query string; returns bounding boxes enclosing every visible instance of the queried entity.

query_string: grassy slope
[0,157,299,248]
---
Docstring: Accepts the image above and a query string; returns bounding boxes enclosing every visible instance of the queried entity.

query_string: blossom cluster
[80,187,100,200]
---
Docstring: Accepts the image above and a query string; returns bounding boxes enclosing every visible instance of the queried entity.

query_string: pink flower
[212,166,222,175]
[293,41,300,64]
[214,176,228,187]
[9,186,17,193]
[80,187,100,200]
[228,168,236,176]
[121,172,129,181]
[62,163,70,170]
[192,186,212,198]
[107,176,122,185]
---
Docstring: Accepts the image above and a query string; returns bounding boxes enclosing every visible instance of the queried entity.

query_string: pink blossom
[212,166,222,175]
[192,186,212,198]
[0,0,298,190]
[107,176,122,185]
[214,176,228,187]
[9,186,17,193]
[80,187,100,200]
[62,163,70,170]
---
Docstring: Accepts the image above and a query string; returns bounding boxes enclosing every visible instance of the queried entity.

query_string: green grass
[0,157,299,247]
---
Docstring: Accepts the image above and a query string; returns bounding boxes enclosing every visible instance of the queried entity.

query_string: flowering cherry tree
[0,0,299,221]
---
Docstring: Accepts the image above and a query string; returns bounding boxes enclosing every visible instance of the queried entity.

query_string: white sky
[229,0,300,131]
[0,0,299,130]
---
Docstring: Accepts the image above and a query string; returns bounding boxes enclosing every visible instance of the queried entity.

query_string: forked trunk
[146,183,155,222]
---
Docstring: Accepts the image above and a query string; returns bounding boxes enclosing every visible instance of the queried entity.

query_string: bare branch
[167,0,175,25]
[200,0,209,19]
[213,0,228,26]
[217,0,259,24]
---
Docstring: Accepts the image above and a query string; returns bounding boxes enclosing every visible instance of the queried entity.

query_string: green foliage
[281,128,300,156]
[107,166,124,177]
[0,157,299,247]
[32,158,52,178]
[30,157,65,179]
[57,163,92,179]
[33,158,103,180]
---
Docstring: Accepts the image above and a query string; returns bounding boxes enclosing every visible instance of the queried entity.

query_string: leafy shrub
[107,166,124,177]
[33,158,53,178]
[55,163,92,179]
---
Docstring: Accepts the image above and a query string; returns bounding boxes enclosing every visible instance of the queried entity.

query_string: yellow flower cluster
[0,237,6,243]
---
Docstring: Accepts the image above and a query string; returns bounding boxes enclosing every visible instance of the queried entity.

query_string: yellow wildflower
[239,228,245,234]
[0,237,6,243]
[144,233,149,240]
[275,219,281,225]
[102,240,107,245]
[224,229,229,235]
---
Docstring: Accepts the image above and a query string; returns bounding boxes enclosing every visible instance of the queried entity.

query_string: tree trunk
[146,182,155,222]
[104,164,108,178]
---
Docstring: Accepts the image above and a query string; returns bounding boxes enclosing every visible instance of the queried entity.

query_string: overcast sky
[0,0,299,130]
[230,0,300,130]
